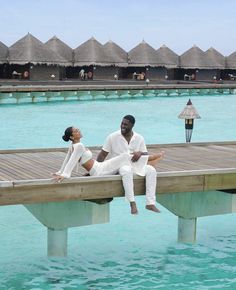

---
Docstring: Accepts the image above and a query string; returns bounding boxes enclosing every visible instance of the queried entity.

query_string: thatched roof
[44,36,73,64]
[0,41,8,64]
[226,51,236,69]
[128,40,158,67]
[8,33,69,66]
[204,47,225,69]
[180,45,208,69]
[74,37,110,66]
[103,40,128,67]
[156,44,179,68]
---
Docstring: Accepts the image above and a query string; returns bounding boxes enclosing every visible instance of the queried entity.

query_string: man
[97,115,160,214]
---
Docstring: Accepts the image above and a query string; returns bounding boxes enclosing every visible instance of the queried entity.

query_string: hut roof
[44,36,73,63]
[180,45,208,69]
[8,33,69,66]
[204,47,225,69]
[103,40,128,67]
[226,51,236,69]
[128,40,158,67]
[0,41,8,64]
[74,37,110,66]
[156,44,179,68]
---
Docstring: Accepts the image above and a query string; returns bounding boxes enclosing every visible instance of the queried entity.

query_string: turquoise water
[1,94,236,289]
[0,94,236,149]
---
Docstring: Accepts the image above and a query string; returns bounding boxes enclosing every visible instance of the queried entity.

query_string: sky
[1,0,236,56]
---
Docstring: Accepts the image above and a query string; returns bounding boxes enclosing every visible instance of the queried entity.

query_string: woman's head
[62,127,82,142]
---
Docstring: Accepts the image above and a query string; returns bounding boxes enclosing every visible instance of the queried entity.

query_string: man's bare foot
[145,204,161,213]
[130,202,138,214]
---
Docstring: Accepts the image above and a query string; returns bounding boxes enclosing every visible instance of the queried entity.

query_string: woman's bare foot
[130,202,138,214]
[145,204,161,213]
[148,151,165,167]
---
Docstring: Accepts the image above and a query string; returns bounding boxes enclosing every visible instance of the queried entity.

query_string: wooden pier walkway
[0,141,236,206]
[1,80,236,92]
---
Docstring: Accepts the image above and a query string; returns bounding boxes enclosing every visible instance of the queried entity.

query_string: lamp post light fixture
[178,99,201,142]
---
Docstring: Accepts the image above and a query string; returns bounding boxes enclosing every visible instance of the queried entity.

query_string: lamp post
[178,99,201,142]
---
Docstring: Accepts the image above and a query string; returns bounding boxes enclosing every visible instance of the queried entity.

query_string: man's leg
[119,165,138,214]
[144,165,160,213]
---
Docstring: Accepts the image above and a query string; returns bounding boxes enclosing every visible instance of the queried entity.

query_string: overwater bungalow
[155,44,179,80]
[103,40,128,79]
[44,36,73,79]
[204,47,225,81]
[73,37,111,80]
[225,51,236,80]
[179,45,211,81]
[8,33,69,80]
[0,41,8,79]
[127,40,159,80]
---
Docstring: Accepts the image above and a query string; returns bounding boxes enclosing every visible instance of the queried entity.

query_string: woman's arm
[53,143,85,181]
[55,147,72,175]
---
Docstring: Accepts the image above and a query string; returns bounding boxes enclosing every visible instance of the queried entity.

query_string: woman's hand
[52,173,64,183]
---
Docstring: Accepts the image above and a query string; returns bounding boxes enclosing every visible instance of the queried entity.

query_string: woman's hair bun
[62,126,73,142]
[62,134,70,142]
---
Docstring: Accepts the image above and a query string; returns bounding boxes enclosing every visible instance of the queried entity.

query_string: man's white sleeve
[139,136,147,152]
[102,135,112,153]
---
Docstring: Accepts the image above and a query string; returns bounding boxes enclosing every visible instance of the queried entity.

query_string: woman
[52,126,164,182]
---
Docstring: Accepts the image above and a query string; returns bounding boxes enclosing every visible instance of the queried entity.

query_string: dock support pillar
[178,217,196,243]
[47,228,68,257]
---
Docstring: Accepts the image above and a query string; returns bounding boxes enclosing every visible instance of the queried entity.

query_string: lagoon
[0,93,236,289]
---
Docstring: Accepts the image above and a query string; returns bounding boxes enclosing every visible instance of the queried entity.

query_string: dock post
[178,217,196,243]
[47,228,68,257]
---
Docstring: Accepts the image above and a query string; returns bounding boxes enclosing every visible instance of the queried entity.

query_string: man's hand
[97,149,109,162]
[131,151,143,162]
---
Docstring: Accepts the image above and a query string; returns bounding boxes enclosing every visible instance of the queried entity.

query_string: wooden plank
[204,173,236,190]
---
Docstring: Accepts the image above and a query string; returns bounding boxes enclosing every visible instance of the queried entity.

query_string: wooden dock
[1,141,236,254]
[1,141,236,206]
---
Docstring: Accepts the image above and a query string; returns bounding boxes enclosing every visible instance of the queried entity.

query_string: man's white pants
[90,153,157,205]
[119,164,157,205]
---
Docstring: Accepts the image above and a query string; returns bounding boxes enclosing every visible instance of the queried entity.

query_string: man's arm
[96,149,109,162]
[131,135,148,162]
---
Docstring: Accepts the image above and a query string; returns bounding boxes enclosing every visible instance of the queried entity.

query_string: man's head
[120,115,135,135]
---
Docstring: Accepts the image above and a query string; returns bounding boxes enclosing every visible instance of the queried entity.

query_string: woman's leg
[96,153,131,176]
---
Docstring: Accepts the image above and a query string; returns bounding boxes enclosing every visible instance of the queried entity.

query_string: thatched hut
[155,45,179,80]
[0,41,8,78]
[204,47,225,80]
[179,45,208,80]
[102,40,128,79]
[127,40,158,79]
[44,36,73,79]
[73,37,111,80]
[225,51,236,80]
[8,33,69,80]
